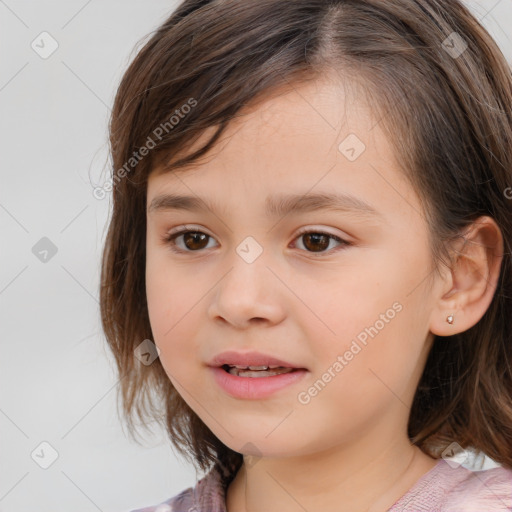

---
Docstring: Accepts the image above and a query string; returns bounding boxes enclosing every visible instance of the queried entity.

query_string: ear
[429,216,504,336]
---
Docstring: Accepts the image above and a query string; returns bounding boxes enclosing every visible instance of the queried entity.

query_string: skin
[145,72,503,512]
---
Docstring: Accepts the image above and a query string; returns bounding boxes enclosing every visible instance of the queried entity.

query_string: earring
[446,315,454,324]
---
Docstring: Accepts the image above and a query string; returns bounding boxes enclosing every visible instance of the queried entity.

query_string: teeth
[231,365,269,370]
[228,367,295,377]
[229,364,292,370]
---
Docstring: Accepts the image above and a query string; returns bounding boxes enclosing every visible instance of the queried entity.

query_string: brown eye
[293,230,348,254]
[163,228,349,255]
[164,230,217,252]
[182,232,210,250]
[302,233,330,252]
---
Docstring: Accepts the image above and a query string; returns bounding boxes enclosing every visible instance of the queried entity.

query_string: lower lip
[210,366,308,399]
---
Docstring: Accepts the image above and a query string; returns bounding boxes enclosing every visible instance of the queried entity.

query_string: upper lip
[208,350,305,369]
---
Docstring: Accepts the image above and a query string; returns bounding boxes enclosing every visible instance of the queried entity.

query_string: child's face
[146,74,441,459]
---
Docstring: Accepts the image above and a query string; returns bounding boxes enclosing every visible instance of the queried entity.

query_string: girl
[100,1,512,511]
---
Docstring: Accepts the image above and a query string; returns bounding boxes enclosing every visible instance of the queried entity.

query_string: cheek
[312,261,429,394]
[299,312,422,437]
[145,272,202,395]
[145,253,198,352]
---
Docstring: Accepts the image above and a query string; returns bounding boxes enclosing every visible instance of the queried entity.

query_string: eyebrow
[148,192,382,220]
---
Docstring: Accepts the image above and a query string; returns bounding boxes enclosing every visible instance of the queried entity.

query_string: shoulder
[389,458,512,512]
[127,487,194,512]
[127,463,230,512]
[441,462,512,511]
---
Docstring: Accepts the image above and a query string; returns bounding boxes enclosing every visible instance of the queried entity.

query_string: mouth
[220,364,299,378]
[208,350,306,373]
[211,363,308,399]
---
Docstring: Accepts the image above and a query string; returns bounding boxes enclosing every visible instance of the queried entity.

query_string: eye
[291,228,350,254]
[161,227,350,254]
[163,227,217,253]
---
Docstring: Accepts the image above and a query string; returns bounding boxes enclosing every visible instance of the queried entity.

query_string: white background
[1,1,510,511]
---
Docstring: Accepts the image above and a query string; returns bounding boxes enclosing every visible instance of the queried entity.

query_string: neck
[226,436,438,512]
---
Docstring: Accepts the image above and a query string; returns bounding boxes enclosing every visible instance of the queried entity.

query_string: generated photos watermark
[297,301,403,405]
[93,97,197,200]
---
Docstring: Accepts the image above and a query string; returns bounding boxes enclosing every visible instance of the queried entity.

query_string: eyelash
[161,226,351,256]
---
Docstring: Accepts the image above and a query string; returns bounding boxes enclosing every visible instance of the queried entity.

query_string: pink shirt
[130,458,512,511]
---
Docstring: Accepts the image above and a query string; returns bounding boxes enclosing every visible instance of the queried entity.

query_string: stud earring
[446,315,454,324]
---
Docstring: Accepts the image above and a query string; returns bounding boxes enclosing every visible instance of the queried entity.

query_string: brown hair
[100,0,512,475]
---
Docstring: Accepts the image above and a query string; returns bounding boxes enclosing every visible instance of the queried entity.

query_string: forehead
[147,72,419,222]
[151,72,380,174]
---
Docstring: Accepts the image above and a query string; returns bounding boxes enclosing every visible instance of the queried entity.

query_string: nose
[207,250,287,329]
